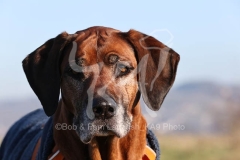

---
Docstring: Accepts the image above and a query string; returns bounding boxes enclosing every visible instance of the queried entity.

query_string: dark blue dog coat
[0,109,160,160]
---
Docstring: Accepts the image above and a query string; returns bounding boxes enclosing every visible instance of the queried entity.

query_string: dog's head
[22,26,180,143]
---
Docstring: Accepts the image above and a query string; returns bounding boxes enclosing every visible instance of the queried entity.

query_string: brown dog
[1,26,180,160]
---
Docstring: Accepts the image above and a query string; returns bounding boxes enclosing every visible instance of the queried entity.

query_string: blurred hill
[0,81,240,138]
[143,81,240,135]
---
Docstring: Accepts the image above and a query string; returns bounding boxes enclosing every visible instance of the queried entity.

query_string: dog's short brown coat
[22,26,180,160]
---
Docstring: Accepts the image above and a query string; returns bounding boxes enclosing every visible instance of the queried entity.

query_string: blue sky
[0,0,240,100]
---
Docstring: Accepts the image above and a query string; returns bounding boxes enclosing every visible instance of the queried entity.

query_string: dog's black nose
[92,98,116,119]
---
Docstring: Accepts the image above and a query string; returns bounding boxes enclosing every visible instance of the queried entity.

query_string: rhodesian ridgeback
[0,26,180,160]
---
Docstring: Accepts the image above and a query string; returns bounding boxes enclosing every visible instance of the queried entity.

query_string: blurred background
[0,0,240,159]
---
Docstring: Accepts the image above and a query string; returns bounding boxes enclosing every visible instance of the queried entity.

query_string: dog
[0,26,180,160]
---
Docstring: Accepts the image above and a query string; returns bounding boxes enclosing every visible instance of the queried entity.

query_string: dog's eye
[67,67,80,74]
[66,67,84,79]
[71,69,79,75]
[119,65,128,73]
[116,64,131,77]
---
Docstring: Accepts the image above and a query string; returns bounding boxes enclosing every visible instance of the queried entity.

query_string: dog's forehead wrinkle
[75,29,136,68]
[92,28,115,49]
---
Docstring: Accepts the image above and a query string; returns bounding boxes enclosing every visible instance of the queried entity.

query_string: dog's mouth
[78,123,126,144]
[74,116,132,144]
[73,103,132,144]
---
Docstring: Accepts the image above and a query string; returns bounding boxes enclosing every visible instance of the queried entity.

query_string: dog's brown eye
[118,65,128,73]
[116,64,131,77]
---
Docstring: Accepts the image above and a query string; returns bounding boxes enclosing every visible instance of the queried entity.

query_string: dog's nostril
[93,106,103,114]
[93,105,116,119]
[92,98,117,119]
[108,106,114,113]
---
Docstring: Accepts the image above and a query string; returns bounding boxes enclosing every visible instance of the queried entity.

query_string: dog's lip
[80,126,121,144]
[82,139,92,144]
[80,133,116,144]
[100,127,119,136]
[80,134,93,144]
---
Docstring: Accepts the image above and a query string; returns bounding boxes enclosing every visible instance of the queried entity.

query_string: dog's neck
[53,99,147,160]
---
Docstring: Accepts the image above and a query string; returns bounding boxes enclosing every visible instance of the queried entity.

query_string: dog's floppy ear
[22,32,76,116]
[123,30,180,111]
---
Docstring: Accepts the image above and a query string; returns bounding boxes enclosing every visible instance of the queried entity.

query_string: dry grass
[158,133,240,160]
